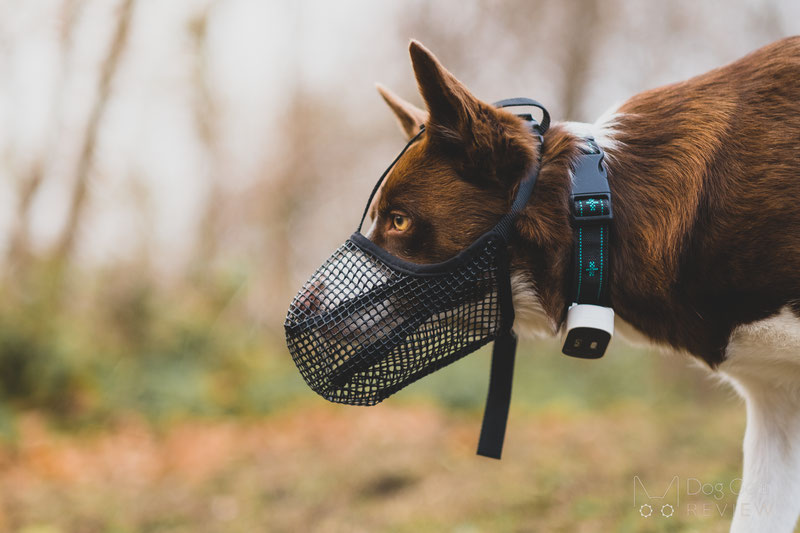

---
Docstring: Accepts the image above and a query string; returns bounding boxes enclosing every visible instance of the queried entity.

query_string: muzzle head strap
[493,97,550,134]
[356,126,426,233]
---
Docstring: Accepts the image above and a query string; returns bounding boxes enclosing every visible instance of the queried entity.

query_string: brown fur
[372,38,800,366]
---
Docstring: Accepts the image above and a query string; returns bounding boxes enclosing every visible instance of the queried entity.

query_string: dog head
[369,41,577,335]
[368,41,537,262]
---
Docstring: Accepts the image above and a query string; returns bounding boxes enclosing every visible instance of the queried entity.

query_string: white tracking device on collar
[562,304,614,358]
[562,139,615,359]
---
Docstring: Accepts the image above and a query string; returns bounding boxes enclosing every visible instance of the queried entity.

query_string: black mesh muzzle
[283,97,549,458]
[285,231,511,405]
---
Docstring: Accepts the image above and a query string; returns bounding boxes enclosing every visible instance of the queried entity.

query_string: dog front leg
[727,376,800,533]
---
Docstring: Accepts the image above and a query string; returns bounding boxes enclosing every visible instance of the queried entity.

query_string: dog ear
[376,83,427,140]
[408,40,534,186]
[408,40,478,143]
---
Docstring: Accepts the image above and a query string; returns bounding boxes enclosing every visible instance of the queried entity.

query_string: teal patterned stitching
[577,201,583,301]
[597,225,604,301]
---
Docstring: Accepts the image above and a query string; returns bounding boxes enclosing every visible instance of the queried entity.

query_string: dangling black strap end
[476,330,517,459]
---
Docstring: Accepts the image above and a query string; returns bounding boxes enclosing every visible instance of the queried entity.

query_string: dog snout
[297,278,325,314]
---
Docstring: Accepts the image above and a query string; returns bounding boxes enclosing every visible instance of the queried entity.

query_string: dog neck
[514,94,734,363]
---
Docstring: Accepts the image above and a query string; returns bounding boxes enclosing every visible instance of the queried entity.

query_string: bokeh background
[0,1,798,532]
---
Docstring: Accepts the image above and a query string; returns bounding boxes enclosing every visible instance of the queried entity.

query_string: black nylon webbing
[572,198,611,306]
[492,98,550,133]
[474,102,551,459]
[477,330,516,459]
[568,138,612,309]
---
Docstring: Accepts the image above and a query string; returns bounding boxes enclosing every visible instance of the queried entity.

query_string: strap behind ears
[494,98,550,133]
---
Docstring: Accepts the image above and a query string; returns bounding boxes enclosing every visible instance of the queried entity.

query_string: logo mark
[634,476,679,520]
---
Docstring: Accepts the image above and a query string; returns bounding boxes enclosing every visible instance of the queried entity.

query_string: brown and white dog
[367,37,800,532]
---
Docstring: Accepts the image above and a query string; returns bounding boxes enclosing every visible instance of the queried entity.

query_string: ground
[0,339,755,533]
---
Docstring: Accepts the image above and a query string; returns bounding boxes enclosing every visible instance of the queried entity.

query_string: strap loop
[494,97,550,133]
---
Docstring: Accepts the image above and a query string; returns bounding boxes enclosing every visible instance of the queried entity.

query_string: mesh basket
[284,231,510,406]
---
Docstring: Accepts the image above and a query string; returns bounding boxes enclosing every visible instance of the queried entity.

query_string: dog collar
[562,139,615,358]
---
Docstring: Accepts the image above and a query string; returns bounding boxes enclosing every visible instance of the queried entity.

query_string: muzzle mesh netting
[284,233,508,406]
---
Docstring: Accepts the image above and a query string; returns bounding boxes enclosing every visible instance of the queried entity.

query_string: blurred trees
[189,2,223,267]
[5,0,80,272]
[54,0,135,269]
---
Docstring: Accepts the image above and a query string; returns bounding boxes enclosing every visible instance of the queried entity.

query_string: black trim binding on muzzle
[285,98,549,460]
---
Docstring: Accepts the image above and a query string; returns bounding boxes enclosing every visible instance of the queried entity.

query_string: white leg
[720,309,800,532]
[727,377,800,533]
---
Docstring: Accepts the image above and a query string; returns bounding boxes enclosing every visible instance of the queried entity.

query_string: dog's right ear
[376,83,427,140]
[408,40,535,187]
[408,40,476,144]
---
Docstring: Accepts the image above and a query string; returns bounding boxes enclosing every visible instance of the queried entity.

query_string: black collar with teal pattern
[562,139,613,357]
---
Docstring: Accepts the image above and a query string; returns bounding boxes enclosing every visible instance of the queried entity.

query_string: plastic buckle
[570,146,612,225]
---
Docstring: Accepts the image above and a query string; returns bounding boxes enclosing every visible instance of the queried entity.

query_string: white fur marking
[561,103,626,158]
[613,315,659,348]
[509,271,555,338]
[592,102,626,155]
[364,218,378,239]
[722,308,800,390]
[720,307,800,532]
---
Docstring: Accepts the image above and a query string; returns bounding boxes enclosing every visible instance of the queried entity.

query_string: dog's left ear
[376,83,427,140]
[409,40,534,185]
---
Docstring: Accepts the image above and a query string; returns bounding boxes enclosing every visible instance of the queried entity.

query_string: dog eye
[392,214,410,232]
